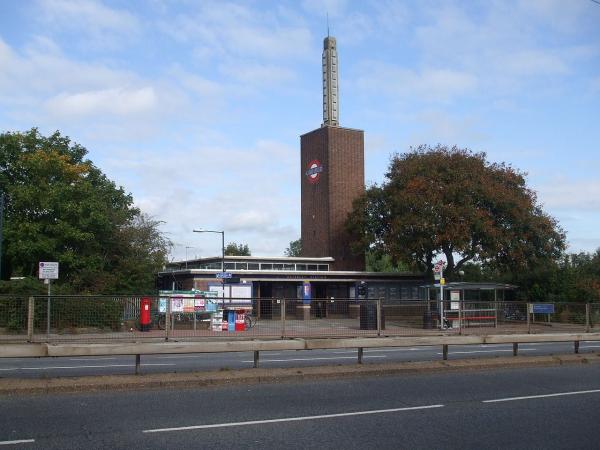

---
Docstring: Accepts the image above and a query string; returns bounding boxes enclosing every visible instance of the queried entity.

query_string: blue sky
[1,0,599,261]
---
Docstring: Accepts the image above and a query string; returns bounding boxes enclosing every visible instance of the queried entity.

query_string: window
[273,264,284,270]
[261,263,273,270]
[235,262,247,270]
[284,264,294,271]
[296,264,307,271]
[248,263,259,270]
[318,265,329,271]
[307,264,318,271]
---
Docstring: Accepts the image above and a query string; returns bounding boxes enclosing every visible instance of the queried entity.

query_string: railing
[1,295,599,343]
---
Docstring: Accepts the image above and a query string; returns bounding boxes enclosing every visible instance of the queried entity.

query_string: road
[0,341,598,378]
[1,363,600,449]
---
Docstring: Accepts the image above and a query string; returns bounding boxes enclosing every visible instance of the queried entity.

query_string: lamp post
[193,229,225,305]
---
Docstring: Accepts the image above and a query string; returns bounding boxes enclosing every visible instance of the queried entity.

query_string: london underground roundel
[305,159,324,184]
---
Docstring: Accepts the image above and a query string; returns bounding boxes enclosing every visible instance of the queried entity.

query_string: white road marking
[143,404,444,433]
[483,389,600,403]
[0,363,175,371]
[0,439,35,446]
[331,348,427,354]
[437,349,536,355]
[68,358,118,361]
[241,355,386,363]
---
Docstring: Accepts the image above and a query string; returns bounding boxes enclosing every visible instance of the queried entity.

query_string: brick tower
[300,36,365,271]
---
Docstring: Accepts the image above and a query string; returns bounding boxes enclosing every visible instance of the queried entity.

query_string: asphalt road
[2,363,600,449]
[0,341,599,378]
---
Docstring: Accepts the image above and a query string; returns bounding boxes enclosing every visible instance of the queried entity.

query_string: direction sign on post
[215,272,232,279]
[38,262,59,280]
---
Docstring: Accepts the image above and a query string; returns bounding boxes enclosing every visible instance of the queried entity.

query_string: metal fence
[1,295,599,343]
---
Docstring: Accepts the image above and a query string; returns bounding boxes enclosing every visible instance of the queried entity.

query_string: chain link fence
[1,295,599,343]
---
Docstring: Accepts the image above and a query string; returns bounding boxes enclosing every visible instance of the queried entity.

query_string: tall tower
[300,36,365,271]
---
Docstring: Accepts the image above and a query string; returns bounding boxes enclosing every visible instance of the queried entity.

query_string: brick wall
[300,126,365,270]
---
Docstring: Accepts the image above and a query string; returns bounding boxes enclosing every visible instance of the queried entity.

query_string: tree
[284,238,302,257]
[346,145,566,280]
[0,128,171,293]
[224,242,251,256]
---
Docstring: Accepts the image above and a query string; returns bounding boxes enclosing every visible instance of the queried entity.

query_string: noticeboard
[38,262,59,280]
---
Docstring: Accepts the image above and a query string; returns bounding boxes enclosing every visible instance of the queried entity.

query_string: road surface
[1,363,599,449]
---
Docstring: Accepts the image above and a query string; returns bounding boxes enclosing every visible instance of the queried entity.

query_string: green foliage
[365,250,411,272]
[284,238,302,257]
[0,128,171,294]
[346,145,566,281]
[224,242,251,256]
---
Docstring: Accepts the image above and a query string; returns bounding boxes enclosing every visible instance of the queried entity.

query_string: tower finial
[322,35,339,126]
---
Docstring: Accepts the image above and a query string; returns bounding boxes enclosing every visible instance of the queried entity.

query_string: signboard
[38,262,59,280]
[303,281,312,304]
[531,303,555,314]
[434,273,441,281]
[450,291,460,310]
[216,272,232,279]
[305,159,324,184]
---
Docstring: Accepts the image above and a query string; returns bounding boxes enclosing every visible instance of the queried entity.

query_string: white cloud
[354,62,478,102]
[537,179,600,211]
[45,87,157,117]
[35,0,141,48]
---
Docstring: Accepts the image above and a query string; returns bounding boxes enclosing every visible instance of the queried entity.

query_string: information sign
[531,303,555,314]
[38,262,59,280]
[216,272,232,279]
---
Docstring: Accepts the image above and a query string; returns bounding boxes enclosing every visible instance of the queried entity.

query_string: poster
[171,297,184,312]
[159,298,167,313]
[183,298,194,313]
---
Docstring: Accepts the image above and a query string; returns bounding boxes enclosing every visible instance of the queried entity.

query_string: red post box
[140,297,151,332]
[235,310,245,332]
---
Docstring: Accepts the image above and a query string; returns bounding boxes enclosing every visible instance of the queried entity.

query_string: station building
[157,35,427,305]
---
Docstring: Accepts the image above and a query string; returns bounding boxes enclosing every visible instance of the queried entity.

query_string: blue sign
[302,281,312,305]
[532,303,555,314]
[216,272,232,279]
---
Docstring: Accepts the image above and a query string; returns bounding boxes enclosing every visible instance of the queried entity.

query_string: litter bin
[359,303,385,330]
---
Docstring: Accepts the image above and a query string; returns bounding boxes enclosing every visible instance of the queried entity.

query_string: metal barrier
[1,296,599,343]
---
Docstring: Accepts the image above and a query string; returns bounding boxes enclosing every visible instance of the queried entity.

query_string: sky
[1,0,599,262]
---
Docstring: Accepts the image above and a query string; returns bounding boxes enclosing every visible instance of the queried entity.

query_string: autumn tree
[346,145,566,280]
[0,128,171,293]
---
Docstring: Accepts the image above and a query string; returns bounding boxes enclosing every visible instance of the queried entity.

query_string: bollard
[253,350,260,368]
[442,344,448,360]
[135,354,141,375]
[574,341,579,354]
[527,304,531,334]
[358,347,363,364]
[513,343,518,356]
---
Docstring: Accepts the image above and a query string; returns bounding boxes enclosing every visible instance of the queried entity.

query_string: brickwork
[300,126,365,270]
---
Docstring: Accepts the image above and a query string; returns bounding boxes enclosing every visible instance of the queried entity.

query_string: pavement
[1,352,599,396]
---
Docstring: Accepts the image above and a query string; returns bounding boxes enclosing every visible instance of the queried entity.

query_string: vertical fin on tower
[322,36,339,127]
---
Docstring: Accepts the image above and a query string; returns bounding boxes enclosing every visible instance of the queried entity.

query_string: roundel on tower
[305,159,324,184]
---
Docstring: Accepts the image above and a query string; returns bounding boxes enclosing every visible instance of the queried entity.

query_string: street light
[192,229,225,272]
[193,229,226,306]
